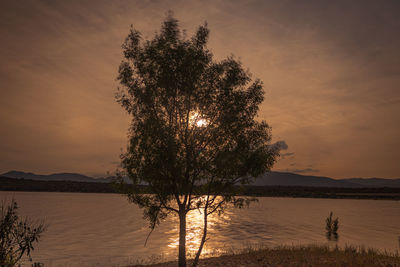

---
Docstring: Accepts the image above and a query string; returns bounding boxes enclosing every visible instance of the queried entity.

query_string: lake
[0,191,399,266]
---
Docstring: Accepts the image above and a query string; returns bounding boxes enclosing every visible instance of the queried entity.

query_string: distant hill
[341,178,400,188]
[2,171,113,183]
[2,170,399,188]
[253,172,400,188]
[253,172,361,187]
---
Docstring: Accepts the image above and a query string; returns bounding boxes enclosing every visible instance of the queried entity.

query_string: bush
[325,211,339,241]
[0,199,46,266]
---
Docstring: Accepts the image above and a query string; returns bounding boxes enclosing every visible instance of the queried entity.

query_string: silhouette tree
[116,13,278,267]
[0,199,46,266]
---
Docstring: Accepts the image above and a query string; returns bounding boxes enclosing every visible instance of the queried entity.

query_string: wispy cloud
[279,168,320,174]
[280,152,295,159]
[271,140,288,151]
[0,0,399,178]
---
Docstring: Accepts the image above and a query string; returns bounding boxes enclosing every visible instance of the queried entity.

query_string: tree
[115,13,279,267]
[0,199,46,266]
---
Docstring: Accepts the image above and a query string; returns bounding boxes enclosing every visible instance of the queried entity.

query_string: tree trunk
[178,208,187,267]
[192,207,208,267]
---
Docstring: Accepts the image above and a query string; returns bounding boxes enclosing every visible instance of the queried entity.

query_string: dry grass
[130,244,400,267]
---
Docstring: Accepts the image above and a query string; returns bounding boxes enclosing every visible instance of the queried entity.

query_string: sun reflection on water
[167,208,232,257]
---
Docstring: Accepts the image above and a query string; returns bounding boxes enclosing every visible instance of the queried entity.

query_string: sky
[0,0,399,179]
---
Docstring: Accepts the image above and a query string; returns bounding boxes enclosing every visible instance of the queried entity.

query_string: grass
[130,244,400,267]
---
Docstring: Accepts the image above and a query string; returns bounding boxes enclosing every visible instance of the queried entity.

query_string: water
[0,191,399,266]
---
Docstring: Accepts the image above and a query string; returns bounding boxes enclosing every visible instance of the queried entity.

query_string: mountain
[1,171,113,183]
[341,178,400,188]
[2,170,399,188]
[252,172,362,188]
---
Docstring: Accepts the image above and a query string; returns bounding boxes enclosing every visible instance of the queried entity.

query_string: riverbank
[132,245,400,267]
[1,177,400,200]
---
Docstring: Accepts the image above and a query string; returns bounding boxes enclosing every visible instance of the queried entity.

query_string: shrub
[325,211,339,241]
[0,199,46,266]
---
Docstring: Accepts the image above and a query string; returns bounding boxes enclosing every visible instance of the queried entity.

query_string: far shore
[1,176,400,200]
[131,244,400,267]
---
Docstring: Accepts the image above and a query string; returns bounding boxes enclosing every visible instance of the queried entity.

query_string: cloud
[270,141,293,159]
[280,152,294,159]
[0,0,399,178]
[271,140,288,151]
[288,168,320,174]
[275,167,320,174]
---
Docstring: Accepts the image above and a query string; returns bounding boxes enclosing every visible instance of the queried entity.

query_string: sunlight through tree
[115,12,279,267]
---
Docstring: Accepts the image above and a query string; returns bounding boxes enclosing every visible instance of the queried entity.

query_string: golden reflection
[167,206,232,257]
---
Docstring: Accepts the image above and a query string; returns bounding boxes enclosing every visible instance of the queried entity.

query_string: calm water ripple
[0,191,398,266]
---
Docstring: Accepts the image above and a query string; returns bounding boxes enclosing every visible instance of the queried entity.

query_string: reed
[325,211,339,240]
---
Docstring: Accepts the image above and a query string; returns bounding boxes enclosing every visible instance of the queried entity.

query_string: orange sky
[1,0,399,178]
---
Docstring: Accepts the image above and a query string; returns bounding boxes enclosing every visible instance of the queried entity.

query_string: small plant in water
[325,211,339,241]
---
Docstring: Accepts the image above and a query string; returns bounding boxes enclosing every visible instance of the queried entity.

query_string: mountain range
[253,172,400,188]
[2,170,400,188]
[2,171,114,183]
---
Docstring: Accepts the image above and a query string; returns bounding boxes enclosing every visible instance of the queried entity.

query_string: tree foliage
[116,13,278,266]
[0,199,46,266]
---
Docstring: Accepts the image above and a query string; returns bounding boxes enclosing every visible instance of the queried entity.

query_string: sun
[196,119,207,127]
[190,112,208,127]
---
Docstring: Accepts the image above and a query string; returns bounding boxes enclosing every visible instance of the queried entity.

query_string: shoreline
[1,177,400,200]
[131,244,400,267]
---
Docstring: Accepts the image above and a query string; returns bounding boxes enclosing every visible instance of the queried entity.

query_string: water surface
[1,191,398,266]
